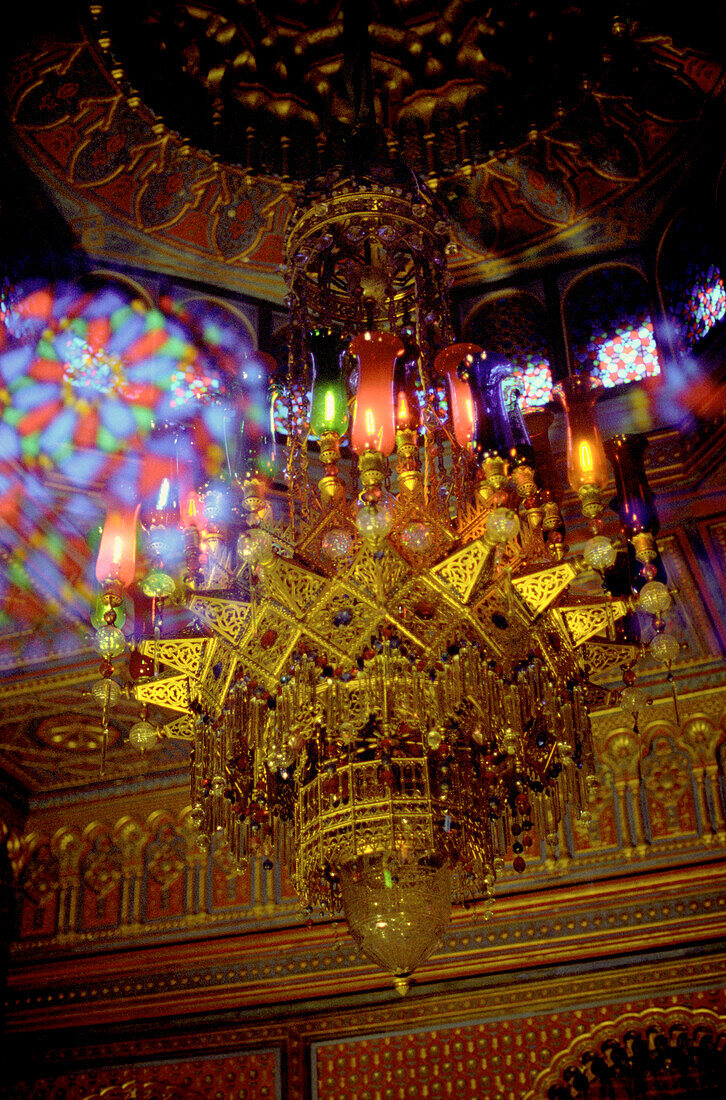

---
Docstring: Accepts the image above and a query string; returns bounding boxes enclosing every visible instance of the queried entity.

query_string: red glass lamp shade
[350,332,404,455]
[554,374,608,493]
[96,505,140,588]
[433,343,480,447]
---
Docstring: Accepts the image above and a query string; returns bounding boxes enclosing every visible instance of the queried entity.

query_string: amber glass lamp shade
[433,343,481,446]
[96,506,140,587]
[350,332,404,455]
[605,434,659,537]
[554,374,608,493]
[309,329,349,437]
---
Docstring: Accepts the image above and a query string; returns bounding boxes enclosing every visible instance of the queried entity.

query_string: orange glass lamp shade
[554,374,608,493]
[309,329,349,437]
[96,505,140,588]
[350,332,404,455]
[433,343,481,447]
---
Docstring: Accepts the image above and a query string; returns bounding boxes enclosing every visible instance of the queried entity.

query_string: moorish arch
[527,1006,726,1099]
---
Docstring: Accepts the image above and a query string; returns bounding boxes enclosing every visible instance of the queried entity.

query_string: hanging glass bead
[94,625,127,658]
[638,580,671,614]
[401,521,434,554]
[355,502,393,541]
[485,508,520,545]
[619,685,646,713]
[321,528,353,560]
[583,535,617,571]
[129,720,158,752]
[141,570,176,598]
[237,528,274,566]
[91,678,121,706]
[649,632,680,665]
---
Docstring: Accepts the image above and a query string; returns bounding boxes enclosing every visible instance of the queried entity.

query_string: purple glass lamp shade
[393,328,421,432]
[605,434,659,537]
[238,351,277,478]
[465,351,532,458]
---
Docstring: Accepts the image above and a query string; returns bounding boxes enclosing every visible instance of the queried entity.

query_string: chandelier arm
[262,602,360,668]
[419,573,505,655]
[332,579,428,653]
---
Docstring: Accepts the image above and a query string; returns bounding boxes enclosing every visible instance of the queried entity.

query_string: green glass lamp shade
[309,329,349,437]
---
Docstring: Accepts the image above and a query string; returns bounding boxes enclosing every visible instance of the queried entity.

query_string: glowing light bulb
[397,392,409,426]
[579,441,593,474]
[156,477,171,511]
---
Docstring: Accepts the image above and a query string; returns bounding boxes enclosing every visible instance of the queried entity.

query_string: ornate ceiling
[4,3,726,294]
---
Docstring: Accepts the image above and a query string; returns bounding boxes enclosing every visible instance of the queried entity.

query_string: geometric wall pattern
[4,985,726,1099]
[4,1048,281,1099]
[313,995,726,1099]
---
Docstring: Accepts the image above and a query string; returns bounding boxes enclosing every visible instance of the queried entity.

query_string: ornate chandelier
[88,9,678,993]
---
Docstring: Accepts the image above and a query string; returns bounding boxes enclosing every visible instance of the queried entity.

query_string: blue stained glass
[677,263,726,348]
[468,295,554,411]
[567,268,661,388]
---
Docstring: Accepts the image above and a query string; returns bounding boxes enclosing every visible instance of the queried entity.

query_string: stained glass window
[679,263,726,346]
[565,267,660,386]
[273,383,312,438]
[465,294,553,411]
[660,211,726,352]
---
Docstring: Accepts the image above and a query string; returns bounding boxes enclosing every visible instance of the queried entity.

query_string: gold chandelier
[88,9,678,993]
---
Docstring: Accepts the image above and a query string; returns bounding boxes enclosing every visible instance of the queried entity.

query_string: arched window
[463,293,554,410]
[564,266,660,386]
[658,211,726,353]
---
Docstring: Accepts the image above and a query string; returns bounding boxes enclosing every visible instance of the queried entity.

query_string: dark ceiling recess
[86,2,716,182]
